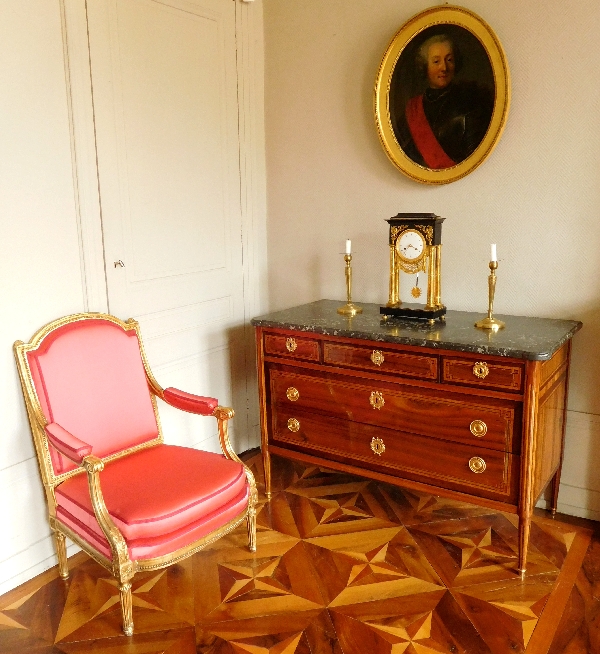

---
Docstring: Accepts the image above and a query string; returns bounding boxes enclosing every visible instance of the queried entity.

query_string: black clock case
[386,213,445,246]
[381,213,446,322]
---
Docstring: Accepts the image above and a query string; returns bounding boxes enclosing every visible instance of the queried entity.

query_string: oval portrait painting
[375,6,510,184]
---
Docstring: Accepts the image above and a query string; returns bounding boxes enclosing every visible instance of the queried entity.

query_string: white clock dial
[397,230,425,261]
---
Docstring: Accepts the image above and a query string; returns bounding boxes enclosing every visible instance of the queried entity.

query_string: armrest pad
[163,387,218,416]
[45,423,93,464]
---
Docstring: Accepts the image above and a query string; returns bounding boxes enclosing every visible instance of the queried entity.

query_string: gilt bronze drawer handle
[469,420,488,438]
[370,437,386,456]
[369,391,385,409]
[371,350,385,366]
[286,387,299,402]
[287,418,300,432]
[285,337,297,353]
[468,456,486,473]
[473,362,489,379]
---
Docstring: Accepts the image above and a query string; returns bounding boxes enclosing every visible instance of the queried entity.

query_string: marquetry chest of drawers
[252,300,581,575]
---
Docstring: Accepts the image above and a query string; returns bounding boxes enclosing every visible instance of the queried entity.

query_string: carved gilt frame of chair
[14,313,257,635]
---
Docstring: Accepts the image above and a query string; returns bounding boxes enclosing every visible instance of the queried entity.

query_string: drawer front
[270,369,518,452]
[323,342,437,380]
[442,357,524,393]
[264,333,320,362]
[272,410,518,502]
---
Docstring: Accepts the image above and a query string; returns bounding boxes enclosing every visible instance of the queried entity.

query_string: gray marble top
[251,300,582,361]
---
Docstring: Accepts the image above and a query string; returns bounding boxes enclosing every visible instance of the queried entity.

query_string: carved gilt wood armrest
[161,389,248,478]
[162,387,218,415]
[160,389,257,511]
[45,422,93,465]
[44,423,131,578]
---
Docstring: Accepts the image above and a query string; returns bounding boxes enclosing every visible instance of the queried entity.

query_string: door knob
[114,260,125,268]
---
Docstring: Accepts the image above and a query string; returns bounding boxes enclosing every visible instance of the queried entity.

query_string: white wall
[263,1,600,519]
[0,1,86,593]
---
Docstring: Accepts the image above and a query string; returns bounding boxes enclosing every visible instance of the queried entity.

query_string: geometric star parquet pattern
[0,453,593,654]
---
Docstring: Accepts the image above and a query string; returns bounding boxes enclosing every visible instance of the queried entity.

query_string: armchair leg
[53,531,69,579]
[247,506,257,553]
[119,582,134,636]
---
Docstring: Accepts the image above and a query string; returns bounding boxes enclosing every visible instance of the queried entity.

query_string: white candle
[491,244,497,262]
[345,239,352,255]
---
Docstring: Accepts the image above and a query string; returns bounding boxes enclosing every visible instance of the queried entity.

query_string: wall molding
[60,0,108,313]
[235,0,268,443]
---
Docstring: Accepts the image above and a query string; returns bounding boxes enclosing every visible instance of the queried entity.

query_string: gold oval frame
[374,6,510,185]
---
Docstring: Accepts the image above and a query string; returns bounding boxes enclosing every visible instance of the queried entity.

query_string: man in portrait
[392,34,494,169]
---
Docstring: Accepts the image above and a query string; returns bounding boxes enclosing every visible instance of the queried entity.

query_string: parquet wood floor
[0,452,598,653]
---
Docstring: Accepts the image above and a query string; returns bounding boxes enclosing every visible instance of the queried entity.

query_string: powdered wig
[415,34,463,78]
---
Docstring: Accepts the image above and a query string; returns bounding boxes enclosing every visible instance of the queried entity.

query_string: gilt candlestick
[475,260,505,331]
[337,254,363,316]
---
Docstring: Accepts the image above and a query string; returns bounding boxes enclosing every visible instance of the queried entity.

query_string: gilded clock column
[434,245,443,308]
[424,245,443,310]
[387,241,400,307]
[425,245,438,309]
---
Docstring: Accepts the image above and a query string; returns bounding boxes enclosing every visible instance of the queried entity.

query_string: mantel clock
[381,213,446,322]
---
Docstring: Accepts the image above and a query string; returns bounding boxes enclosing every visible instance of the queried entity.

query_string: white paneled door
[87,0,248,450]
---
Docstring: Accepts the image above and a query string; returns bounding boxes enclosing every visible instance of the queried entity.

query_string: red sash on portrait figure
[405,95,456,169]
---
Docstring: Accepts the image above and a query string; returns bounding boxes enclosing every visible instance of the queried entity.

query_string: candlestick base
[337,302,363,316]
[474,316,505,331]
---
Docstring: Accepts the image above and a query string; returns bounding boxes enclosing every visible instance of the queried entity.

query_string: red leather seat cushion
[55,444,248,559]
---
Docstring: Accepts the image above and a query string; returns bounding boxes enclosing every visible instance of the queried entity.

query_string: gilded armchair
[14,313,257,635]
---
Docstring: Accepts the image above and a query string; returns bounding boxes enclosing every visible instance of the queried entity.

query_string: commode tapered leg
[517,511,532,579]
[247,507,257,552]
[262,448,272,499]
[550,471,561,516]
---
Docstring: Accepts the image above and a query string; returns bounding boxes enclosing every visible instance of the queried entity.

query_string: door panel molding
[103,0,233,286]
[139,297,233,339]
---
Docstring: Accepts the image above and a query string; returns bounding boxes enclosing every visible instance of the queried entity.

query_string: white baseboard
[0,534,80,597]
[553,483,600,522]
[247,422,261,450]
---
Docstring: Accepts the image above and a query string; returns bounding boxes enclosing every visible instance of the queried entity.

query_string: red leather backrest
[27,319,159,475]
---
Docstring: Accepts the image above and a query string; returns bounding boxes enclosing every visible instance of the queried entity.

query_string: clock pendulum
[380,213,446,323]
[411,273,421,299]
